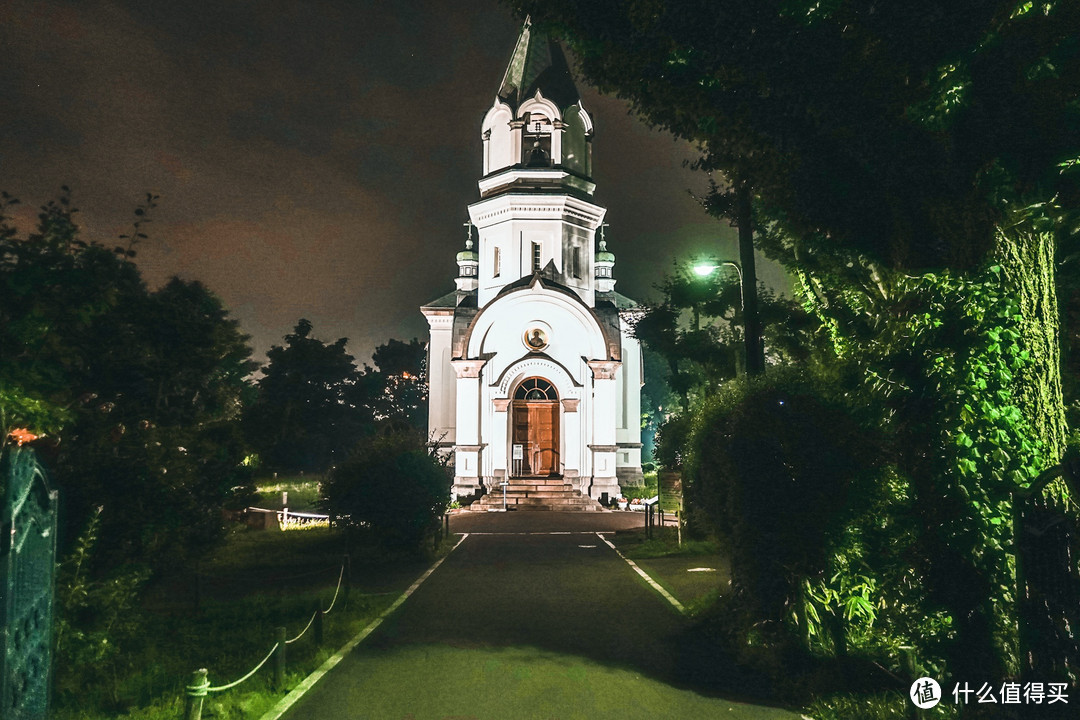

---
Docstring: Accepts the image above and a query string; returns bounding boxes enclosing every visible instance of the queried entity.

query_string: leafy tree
[322,422,450,550]
[245,319,372,473]
[633,259,824,408]
[0,189,255,569]
[246,329,430,474]
[368,337,427,429]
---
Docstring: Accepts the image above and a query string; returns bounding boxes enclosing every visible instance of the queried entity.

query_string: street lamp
[692,257,760,375]
[692,259,743,309]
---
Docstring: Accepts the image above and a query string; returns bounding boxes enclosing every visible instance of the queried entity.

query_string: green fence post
[183,668,208,720]
[273,627,286,689]
[315,599,324,646]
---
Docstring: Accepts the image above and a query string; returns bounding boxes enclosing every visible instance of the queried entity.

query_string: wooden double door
[511,400,560,476]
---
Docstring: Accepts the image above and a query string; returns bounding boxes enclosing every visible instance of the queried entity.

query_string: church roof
[421,290,477,310]
[497,17,580,111]
[611,291,639,310]
[421,291,459,309]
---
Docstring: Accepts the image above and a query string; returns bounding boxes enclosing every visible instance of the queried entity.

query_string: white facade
[421,19,643,501]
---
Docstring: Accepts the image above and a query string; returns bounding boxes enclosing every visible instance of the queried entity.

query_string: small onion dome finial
[596,237,615,263]
[458,220,478,262]
[457,235,478,263]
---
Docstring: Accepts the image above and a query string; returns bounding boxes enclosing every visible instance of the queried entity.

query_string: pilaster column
[561,398,582,492]
[587,360,621,500]
[492,397,511,481]
[451,359,487,498]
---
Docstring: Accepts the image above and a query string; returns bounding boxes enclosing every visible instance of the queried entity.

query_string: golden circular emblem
[523,327,548,351]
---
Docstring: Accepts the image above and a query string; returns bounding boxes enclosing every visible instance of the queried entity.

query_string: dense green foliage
[513,0,1078,271]
[323,423,450,550]
[245,324,428,473]
[685,370,877,634]
[244,319,371,473]
[1,190,267,716]
[0,190,256,568]
[633,259,824,410]
[511,0,1079,706]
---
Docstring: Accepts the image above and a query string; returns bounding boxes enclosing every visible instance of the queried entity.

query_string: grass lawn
[253,475,324,513]
[52,524,446,720]
[609,526,729,617]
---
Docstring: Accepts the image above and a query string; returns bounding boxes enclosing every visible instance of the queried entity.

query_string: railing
[182,557,350,720]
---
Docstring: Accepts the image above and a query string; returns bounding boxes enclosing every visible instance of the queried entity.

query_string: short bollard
[273,627,286,689]
[184,668,209,720]
[315,600,324,646]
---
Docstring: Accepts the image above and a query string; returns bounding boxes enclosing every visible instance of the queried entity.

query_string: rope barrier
[206,642,279,693]
[322,565,345,614]
[185,673,210,698]
[285,611,318,645]
[186,555,348,715]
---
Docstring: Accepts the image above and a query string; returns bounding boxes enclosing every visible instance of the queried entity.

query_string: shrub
[323,422,450,550]
[684,367,884,647]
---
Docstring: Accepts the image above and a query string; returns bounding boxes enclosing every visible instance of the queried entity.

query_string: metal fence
[0,447,58,720]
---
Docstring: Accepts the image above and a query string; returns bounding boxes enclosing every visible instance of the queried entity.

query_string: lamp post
[693,260,743,310]
[692,257,762,376]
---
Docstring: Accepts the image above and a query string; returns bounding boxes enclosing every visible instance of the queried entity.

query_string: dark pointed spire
[497,17,580,110]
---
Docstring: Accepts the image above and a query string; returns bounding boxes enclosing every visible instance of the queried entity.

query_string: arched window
[521,112,553,167]
[482,103,514,174]
[514,377,558,401]
[562,106,590,176]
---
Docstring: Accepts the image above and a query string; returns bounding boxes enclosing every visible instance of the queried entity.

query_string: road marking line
[596,532,686,615]
[258,533,470,720]
[463,531,615,535]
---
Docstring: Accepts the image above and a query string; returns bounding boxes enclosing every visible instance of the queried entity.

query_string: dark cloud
[1,0,783,365]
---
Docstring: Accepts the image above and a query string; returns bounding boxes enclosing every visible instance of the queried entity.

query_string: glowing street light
[692,259,743,308]
[692,261,719,277]
[691,257,758,375]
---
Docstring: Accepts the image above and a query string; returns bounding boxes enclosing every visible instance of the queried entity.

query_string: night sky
[1,0,786,365]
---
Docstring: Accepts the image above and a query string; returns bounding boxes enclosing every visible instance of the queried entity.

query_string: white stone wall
[468,193,605,307]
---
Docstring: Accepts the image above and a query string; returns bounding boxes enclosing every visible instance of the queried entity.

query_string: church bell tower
[468,17,607,309]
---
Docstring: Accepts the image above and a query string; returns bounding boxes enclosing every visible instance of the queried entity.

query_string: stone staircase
[469,476,605,512]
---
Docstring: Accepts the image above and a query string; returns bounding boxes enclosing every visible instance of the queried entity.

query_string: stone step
[505,481,571,490]
[476,495,592,506]
[506,490,583,499]
[500,486,574,494]
[469,488,604,512]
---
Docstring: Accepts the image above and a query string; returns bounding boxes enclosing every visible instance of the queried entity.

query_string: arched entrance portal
[511,377,560,477]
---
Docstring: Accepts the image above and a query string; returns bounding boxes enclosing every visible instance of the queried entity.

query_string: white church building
[422,19,644,504]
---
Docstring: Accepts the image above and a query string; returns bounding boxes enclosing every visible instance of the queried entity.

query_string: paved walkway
[276,512,804,719]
